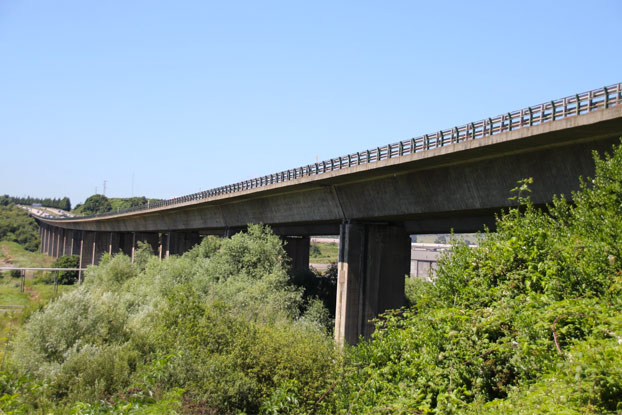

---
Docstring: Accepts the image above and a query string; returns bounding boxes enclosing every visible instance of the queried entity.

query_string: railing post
[563,97,568,116]
[588,90,593,111]
[551,101,556,121]
[576,94,581,115]
[604,86,609,109]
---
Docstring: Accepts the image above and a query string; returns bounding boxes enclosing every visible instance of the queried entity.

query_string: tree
[78,194,112,215]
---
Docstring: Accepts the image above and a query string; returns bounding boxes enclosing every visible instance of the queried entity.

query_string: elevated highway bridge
[36,83,622,344]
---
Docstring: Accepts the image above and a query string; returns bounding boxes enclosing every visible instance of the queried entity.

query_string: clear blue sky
[1,0,620,206]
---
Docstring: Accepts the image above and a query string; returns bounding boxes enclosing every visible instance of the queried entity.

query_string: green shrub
[52,255,80,284]
[7,224,337,413]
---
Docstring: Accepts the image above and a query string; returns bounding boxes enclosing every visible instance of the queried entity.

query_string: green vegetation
[0,206,40,252]
[0,142,621,413]
[72,194,112,215]
[0,241,53,268]
[1,225,336,414]
[109,196,160,211]
[309,241,338,264]
[0,273,75,361]
[73,195,163,216]
[0,195,71,211]
[51,255,80,285]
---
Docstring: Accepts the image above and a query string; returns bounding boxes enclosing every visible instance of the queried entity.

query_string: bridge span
[36,84,622,344]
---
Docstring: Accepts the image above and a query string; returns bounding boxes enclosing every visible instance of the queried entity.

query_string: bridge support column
[335,222,411,345]
[164,231,201,257]
[78,232,84,282]
[41,226,46,254]
[48,227,54,257]
[281,236,310,273]
[51,227,60,258]
[81,231,96,266]
[71,230,82,256]
[118,233,133,257]
[107,232,121,255]
[45,225,52,256]
[93,232,108,264]
[50,226,56,257]
[62,229,68,256]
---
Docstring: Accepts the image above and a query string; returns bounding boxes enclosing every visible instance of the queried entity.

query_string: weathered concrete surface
[38,106,622,235]
[335,222,411,345]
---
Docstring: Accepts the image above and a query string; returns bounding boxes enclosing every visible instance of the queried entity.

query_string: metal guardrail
[45,83,622,221]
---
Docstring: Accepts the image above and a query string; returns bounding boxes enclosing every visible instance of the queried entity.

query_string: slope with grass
[0,205,40,252]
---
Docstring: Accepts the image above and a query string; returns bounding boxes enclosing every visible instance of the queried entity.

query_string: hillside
[0,204,40,252]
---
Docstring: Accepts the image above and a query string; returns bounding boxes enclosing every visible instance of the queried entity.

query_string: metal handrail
[43,83,622,221]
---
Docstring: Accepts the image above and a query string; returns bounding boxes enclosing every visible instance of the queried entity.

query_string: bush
[6,224,337,413]
[52,255,80,284]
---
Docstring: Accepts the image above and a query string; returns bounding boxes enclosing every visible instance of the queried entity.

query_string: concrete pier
[282,236,310,273]
[335,222,411,345]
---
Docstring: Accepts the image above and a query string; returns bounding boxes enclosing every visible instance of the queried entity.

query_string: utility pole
[103,180,107,196]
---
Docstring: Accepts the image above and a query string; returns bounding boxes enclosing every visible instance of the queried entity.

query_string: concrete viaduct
[36,84,622,344]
